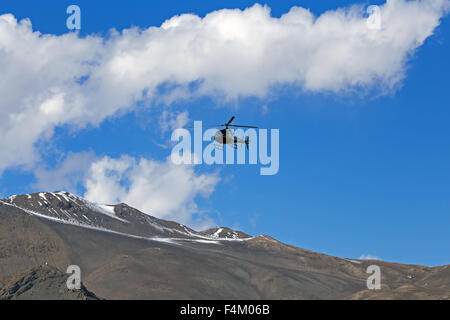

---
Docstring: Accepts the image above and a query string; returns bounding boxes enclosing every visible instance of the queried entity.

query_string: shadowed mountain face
[0,265,99,300]
[0,192,449,300]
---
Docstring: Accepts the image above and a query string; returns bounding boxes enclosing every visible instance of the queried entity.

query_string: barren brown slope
[0,193,449,300]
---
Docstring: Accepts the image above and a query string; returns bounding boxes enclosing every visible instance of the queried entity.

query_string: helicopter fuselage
[214,129,245,145]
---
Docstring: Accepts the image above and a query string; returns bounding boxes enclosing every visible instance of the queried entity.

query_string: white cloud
[32,151,97,192]
[0,0,448,173]
[159,110,190,133]
[359,254,382,260]
[83,155,219,229]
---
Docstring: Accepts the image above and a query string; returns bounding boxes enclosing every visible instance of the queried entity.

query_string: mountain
[0,192,449,300]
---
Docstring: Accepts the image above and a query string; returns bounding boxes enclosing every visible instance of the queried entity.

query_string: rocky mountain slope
[0,192,449,300]
[0,265,99,300]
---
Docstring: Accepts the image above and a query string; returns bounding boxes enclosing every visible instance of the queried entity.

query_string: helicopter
[192,116,258,150]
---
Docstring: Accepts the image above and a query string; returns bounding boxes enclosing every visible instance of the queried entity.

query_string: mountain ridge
[0,191,449,299]
[0,191,253,243]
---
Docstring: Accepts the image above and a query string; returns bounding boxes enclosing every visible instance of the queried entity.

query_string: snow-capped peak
[0,191,253,245]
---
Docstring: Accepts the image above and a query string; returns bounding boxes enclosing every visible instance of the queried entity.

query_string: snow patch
[55,191,71,202]
[180,239,221,245]
[84,201,128,223]
[98,204,115,214]
[343,258,361,264]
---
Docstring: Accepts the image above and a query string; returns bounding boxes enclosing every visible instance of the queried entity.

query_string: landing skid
[214,143,240,150]
[214,142,224,150]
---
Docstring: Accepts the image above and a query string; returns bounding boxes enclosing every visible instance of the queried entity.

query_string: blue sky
[0,0,449,266]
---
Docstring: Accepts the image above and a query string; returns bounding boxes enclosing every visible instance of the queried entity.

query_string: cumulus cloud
[83,155,219,229]
[0,0,448,173]
[159,110,190,133]
[32,151,97,192]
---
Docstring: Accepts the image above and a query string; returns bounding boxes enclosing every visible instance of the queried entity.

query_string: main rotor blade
[228,124,258,128]
[186,124,224,128]
[225,116,235,127]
